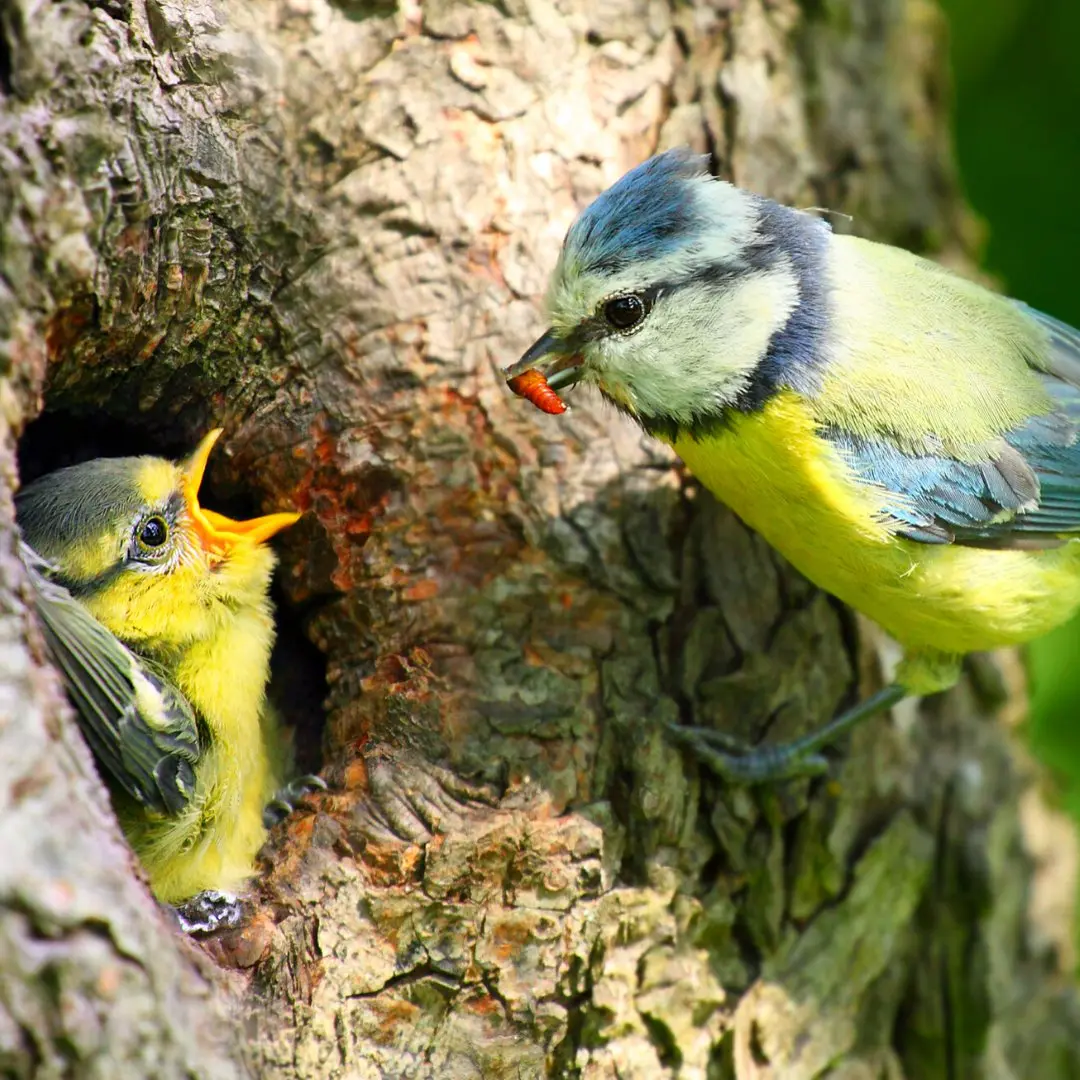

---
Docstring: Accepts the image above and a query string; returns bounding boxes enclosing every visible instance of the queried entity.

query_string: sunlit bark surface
[2,0,1078,1076]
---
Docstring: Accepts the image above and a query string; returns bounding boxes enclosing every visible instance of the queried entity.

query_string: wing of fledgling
[22,544,201,815]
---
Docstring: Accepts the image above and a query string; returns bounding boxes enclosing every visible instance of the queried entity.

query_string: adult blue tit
[505,147,1080,782]
[16,430,302,901]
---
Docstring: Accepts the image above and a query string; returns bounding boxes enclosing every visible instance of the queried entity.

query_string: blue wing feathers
[830,363,1080,547]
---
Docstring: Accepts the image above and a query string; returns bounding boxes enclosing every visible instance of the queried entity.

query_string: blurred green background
[941,0,1080,820]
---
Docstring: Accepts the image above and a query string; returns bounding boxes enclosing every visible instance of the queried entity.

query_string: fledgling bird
[17,430,302,902]
[505,148,1080,781]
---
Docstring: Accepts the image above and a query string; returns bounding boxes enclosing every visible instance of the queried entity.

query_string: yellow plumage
[672,391,1080,693]
[18,432,300,902]
[87,538,281,902]
[669,236,1080,695]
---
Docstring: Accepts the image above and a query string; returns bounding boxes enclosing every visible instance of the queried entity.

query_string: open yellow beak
[182,429,302,554]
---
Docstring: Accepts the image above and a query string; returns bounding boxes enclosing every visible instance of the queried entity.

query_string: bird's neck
[732,199,831,411]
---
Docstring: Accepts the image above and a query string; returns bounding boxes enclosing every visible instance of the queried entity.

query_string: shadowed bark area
[2,0,1079,1077]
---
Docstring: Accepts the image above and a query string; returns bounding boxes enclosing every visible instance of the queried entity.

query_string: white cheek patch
[689,178,761,265]
[590,263,801,422]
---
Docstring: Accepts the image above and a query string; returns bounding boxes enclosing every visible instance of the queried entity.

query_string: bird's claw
[665,722,752,755]
[172,889,247,935]
[665,722,830,784]
[263,773,329,828]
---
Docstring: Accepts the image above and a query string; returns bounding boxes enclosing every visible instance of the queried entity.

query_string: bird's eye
[138,516,168,549]
[603,294,647,332]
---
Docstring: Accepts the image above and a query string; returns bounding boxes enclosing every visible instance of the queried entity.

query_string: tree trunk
[2,0,1078,1077]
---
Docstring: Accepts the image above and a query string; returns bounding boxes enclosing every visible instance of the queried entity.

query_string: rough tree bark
[2,0,1079,1077]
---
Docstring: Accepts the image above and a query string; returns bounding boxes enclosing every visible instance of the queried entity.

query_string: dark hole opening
[0,10,15,98]
[267,577,330,777]
[17,410,187,483]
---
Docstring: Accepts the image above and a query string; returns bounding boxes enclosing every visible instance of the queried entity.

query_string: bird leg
[666,684,907,783]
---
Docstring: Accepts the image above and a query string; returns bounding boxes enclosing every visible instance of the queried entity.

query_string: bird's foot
[263,774,329,828]
[665,723,830,782]
[172,889,247,935]
[666,683,906,784]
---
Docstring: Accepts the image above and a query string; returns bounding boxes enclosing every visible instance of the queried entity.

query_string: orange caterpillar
[507,369,567,415]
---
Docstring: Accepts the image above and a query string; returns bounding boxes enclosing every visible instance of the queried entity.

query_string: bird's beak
[182,429,301,554]
[503,329,584,390]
